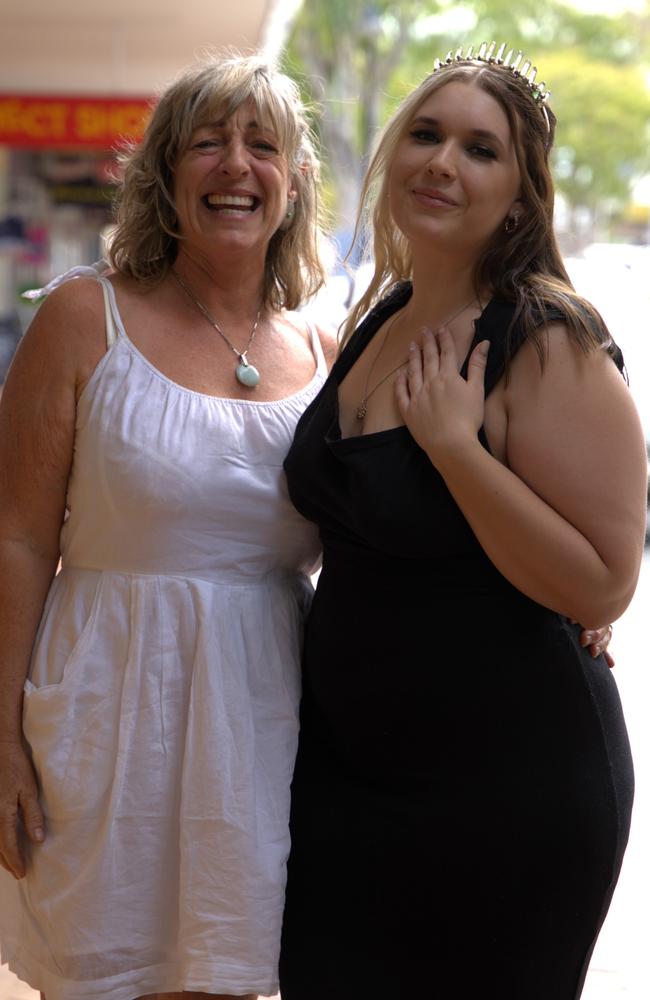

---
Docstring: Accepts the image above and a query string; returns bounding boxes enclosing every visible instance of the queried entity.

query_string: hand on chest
[337,310,508,463]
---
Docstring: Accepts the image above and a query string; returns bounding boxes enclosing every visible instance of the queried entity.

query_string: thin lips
[414,187,458,206]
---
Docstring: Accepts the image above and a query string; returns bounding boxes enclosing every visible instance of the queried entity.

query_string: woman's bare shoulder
[28,276,105,339]
[506,319,622,394]
[314,321,338,368]
[284,309,338,368]
[19,277,111,392]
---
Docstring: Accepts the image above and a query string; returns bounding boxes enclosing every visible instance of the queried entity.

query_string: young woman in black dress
[279,45,648,999]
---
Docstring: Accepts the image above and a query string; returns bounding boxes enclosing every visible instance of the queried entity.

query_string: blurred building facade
[0,0,296,361]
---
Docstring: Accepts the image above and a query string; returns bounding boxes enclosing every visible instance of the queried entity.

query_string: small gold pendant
[356,404,367,420]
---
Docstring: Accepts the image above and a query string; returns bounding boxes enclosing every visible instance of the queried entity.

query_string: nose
[426,142,457,179]
[218,137,250,177]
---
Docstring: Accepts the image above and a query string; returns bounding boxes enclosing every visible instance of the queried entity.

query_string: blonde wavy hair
[343,60,612,362]
[109,52,326,311]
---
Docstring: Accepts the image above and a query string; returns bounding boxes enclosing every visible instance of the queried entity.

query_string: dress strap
[97,278,118,349]
[22,261,126,353]
[21,259,111,300]
[304,319,328,376]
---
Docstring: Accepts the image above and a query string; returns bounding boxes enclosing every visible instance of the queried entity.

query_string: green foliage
[467,0,643,61]
[544,51,650,209]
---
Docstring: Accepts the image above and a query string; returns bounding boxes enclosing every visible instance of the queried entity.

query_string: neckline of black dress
[331,283,501,446]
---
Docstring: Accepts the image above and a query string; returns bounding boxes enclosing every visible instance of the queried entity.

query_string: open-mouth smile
[203,193,261,214]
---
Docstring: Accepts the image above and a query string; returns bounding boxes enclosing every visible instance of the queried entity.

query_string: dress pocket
[22,572,120,817]
[24,570,105,697]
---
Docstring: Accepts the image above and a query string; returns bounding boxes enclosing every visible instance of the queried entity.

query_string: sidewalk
[0,964,33,999]
[0,960,643,999]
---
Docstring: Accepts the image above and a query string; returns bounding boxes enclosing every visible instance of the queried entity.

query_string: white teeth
[206,194,255,208]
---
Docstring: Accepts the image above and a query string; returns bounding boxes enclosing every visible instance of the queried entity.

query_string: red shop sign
[0,95,153,149]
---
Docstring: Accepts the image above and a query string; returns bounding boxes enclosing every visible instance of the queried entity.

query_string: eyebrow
[410,116,507,150]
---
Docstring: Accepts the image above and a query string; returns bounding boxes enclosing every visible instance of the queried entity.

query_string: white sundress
[0,274,325,999]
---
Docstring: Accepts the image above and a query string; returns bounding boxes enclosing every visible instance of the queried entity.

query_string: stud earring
[280,199,296,231]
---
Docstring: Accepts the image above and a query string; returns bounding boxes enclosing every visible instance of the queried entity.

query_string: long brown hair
[343,60,613,364]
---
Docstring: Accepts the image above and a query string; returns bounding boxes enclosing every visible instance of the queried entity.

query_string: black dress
[279,284,634,1000]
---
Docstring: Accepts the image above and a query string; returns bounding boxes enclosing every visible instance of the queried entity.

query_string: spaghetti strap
[21,260,111,300]
[21,260,121,354]
[305,319,328,376]
[97,279,118,349]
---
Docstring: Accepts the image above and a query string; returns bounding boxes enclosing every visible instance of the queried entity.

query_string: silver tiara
[433,41,551,109]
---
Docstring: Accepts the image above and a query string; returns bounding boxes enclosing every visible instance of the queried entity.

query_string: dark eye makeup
[408,128,497,160]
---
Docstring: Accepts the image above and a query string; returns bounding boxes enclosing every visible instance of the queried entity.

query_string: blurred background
[0,0,649,997]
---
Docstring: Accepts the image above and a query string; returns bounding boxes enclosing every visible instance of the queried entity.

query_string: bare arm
[396,324,647,628]
[0,279,105,877]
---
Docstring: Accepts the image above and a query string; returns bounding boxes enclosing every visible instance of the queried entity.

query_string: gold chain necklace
[172,269,263,388]
[356,297,477,421]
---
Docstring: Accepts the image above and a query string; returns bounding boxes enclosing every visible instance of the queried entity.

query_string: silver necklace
[172,269,263,388]
[356,296,478,421]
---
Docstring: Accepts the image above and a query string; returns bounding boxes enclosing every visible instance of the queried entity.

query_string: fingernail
[478,340,490,356]
[33,827,44,842]
[409,341,418,352]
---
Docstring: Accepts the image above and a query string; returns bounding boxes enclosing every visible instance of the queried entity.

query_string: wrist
[426,432,483,476]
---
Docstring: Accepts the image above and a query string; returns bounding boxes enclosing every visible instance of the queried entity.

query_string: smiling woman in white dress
[0,53,334,1000]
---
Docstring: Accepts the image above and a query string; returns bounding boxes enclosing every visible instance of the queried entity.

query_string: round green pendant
[236,361,260,387]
